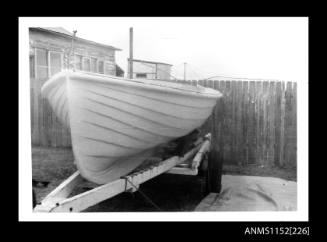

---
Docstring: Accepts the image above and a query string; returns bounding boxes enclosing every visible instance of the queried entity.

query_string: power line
[204,75,281,81]
[178,63,204,80]
[186,63,208,77]
[187,65,203,80]
[171,63,200,80]
[170,62,185,79]
[171,62,185,69]
[170,66,184,80]
[184,63,277,81]
[138,60,279,81]
[180,63,260,81]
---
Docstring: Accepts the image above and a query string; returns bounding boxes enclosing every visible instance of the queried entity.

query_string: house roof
[30,27,122,51]
[128,58,172,66]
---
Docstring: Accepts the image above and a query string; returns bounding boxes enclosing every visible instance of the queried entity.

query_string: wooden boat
[41,70,222,184]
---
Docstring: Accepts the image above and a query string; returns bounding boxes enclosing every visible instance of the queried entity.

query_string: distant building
[29,27,123,79]
[128,58,172,80]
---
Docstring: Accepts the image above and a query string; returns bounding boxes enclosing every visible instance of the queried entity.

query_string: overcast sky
[25,17,308,82]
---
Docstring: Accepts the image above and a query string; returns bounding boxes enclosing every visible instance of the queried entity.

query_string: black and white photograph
[19,17,308,222]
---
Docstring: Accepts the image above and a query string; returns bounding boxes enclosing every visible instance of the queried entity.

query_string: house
[127,58,172,80]
[29,27,123,79]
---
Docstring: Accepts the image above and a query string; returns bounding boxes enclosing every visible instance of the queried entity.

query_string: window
[36,49,48,78]
[83,57,90,72]
[136,73,147,78]
[90,57,97,72]
[33,49,63,78]
[75,55,83,70]
[49,52,62,76]
[98,61,104,74]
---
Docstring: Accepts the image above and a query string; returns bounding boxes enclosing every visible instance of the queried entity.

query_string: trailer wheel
[207,149,222,193]
[33,188,36,208]
[198,154,209,196]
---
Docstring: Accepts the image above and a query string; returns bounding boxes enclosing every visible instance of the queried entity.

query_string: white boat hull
[41,70,222,184]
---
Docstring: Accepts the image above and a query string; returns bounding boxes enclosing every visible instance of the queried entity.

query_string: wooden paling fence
[30,78,71,147]
[178,79,297,168]
[30,78,297,167]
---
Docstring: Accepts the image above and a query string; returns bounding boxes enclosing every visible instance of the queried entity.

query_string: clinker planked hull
[41,70,222,184]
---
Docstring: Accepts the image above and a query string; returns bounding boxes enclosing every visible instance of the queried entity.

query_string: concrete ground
[195,175,297,211]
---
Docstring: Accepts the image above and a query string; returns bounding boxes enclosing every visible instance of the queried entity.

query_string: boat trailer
[34,133,221,212]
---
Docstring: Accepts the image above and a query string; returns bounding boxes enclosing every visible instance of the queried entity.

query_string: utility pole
[155,63,158,79]
[129,27,133,79]
[70,30,77,70]
[183,62,187,81]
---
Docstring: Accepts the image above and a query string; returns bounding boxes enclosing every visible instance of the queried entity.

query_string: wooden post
[230,81,237,164]
[279,82,286,166]
[248,81,256,164]
[257,81,264,165]
[32,78,39,145]
[129,27,133,79]
[183,62,186,81]
[292,82,297,166]
[268,81,276,165]
[242,81,249,165]
[235,81,243,165]
[274,82,282,166]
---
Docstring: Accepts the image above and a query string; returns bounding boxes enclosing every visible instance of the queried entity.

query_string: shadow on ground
[83,174,206,212]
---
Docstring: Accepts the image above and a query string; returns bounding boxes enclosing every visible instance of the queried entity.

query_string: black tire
[33,188,36,208]
[198,155,210,196]
[207,149,223,193]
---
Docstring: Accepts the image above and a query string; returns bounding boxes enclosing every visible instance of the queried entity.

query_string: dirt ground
[32,146,296,212]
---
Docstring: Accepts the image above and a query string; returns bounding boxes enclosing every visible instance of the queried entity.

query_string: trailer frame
[34,133,213,212]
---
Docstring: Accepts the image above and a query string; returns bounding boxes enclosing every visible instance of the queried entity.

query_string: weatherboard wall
[29,28,117,75]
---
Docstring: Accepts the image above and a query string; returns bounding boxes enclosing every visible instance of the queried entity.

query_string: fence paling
[31,78,72,148]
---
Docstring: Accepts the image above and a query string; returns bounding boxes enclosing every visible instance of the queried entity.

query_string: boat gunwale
[41,70,223,100]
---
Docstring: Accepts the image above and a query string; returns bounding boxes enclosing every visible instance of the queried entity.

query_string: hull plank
[42,70,222,184]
